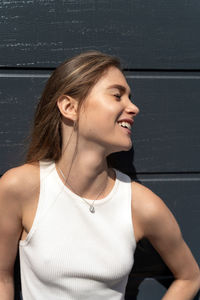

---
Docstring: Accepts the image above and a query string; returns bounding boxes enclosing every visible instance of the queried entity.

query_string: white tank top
[19,161,136,300]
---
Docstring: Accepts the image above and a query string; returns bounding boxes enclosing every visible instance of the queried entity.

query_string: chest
[22,201,135,285]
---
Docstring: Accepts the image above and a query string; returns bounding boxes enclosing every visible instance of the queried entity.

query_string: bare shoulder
[0,162,40,202]
[131,180,181,240]
[131,180,166,217]
[0,164,40,274]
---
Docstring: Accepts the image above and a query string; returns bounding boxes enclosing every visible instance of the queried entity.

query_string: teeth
[118,121,131,130]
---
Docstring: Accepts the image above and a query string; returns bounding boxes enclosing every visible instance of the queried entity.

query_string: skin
[0,67,199,299]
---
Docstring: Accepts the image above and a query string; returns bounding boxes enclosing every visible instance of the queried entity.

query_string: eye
[114,94,121,100]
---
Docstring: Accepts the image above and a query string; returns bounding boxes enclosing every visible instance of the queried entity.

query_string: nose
[125,99,140,116]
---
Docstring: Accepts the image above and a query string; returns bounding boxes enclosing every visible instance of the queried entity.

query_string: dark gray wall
[0,1,200,299]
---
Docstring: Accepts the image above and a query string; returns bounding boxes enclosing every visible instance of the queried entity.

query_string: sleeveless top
[19,161,136,300]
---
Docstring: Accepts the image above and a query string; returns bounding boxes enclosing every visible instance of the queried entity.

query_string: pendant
[89,205,95,213]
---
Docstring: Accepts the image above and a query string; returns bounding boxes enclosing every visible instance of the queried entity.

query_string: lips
[117,118,134,125]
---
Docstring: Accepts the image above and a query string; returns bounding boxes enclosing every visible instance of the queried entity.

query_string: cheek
[79,97,120,131]
[78,113,112,137]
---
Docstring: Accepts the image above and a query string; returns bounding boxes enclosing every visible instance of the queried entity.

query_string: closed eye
[114,94,121,100]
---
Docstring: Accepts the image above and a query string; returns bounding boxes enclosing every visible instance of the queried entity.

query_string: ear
[57,95,78,122]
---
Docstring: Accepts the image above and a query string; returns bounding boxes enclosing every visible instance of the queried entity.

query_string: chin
[120,140,133,151]
[109,142,132,155]
[121,144,132,151]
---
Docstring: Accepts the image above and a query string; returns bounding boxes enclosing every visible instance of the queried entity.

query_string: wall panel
[1,72,200,174]
[1,0,200,69]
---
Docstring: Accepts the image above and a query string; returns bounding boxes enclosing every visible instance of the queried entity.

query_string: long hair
[26,51,121,163]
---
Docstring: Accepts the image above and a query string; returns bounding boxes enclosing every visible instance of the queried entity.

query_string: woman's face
[78,66,140,155]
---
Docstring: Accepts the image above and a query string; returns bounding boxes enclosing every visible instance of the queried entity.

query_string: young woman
[0,51,199,300]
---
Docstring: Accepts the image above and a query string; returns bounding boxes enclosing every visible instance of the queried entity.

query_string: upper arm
[0,170,23,276]
[131,181,200,281]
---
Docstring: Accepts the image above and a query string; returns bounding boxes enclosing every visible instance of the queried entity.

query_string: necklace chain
[58,166,108,214]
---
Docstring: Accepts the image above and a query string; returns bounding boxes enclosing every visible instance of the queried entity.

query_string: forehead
[94,67,130,93]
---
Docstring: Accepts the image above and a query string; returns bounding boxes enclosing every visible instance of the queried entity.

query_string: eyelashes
[113,94,133,102]
[114,94,121,100]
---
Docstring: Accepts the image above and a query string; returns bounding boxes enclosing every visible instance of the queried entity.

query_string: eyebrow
[107,84,132,99]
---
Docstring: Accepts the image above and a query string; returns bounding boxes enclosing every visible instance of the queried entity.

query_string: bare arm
[0,170,23,300]
[132,181,200,300]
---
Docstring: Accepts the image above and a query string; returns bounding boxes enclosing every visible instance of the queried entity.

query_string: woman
[0,51,199,300]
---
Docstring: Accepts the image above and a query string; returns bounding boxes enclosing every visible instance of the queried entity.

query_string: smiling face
[77,66,140,155]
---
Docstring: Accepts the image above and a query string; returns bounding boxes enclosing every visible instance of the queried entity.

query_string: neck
[57,143,112,199]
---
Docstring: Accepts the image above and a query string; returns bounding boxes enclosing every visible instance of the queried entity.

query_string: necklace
[58,166,108,214]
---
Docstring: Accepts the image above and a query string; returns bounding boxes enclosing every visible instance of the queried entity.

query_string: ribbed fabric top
[19,161,136,300]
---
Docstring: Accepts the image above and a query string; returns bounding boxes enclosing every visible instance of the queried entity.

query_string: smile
[118,121,131,130]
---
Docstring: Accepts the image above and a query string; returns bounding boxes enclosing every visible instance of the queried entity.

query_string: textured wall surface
[1,0,200,69]
[0,1,200,299]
